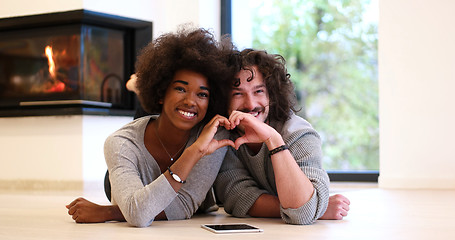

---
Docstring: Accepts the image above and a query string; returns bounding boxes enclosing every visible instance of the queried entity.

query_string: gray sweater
[104,115,227,227]
[214,113,330,225]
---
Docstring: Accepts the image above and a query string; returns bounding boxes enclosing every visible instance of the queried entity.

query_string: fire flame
[44,45,65,92]
[45,46,56,79]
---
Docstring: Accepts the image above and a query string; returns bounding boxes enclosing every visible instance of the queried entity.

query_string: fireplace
[0,10,152,117]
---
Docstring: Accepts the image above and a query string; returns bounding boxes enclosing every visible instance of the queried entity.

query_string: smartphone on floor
[201,223,263,234]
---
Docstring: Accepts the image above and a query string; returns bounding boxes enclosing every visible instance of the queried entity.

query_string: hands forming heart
[195,110,276,156]
[228,110,274,149]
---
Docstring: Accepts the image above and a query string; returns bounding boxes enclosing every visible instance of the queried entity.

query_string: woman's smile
[178,109,197,119]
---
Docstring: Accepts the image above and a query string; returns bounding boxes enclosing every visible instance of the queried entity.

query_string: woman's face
[160,69,210,131]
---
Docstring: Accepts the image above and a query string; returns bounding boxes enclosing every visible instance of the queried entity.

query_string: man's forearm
[266,131,315,209]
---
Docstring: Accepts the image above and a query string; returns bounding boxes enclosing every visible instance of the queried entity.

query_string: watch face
[172,173,182,182]
[168,168,185,183]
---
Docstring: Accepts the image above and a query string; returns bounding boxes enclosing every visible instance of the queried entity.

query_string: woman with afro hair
[66,27,237,227]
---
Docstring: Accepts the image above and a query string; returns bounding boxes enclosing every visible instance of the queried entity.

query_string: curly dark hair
[230,49,298,123]
[135,27,236,123]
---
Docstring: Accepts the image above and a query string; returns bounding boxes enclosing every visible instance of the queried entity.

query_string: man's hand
[229,110,276,149]
[319,194,350,220]
[192,115,235,156]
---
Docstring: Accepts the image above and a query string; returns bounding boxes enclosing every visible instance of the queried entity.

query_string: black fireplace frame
[0,9,153,117]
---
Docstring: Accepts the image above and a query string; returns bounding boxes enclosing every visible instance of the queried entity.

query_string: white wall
[0,0,221,39]
[82,0,221,38]
[0,0,220,190]
[379,0,455,189]
[0,0,83,17]
[0,116,132,191]
[0,116,83,186]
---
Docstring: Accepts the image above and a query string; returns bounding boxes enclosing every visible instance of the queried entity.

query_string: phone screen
[201,224,263,234]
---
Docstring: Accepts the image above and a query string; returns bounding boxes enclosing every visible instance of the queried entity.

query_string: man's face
[228,65,270,123]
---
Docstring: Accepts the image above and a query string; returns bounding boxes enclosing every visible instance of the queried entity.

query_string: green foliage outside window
[250,0,378,170]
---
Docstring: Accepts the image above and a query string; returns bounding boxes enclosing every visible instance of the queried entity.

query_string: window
[224,0,379,181]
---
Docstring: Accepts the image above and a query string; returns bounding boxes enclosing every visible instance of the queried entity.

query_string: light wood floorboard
[1,183,454,240]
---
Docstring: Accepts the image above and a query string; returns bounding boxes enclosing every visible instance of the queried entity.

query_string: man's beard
[239,106,265,115]
[234,106,267,135]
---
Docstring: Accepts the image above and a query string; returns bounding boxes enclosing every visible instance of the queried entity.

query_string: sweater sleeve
[279,129,330,225]
[164,145,227,220]
[215,116,330,225]
[105,135,177,227]
[214,147,268,217]
[105,125,229,227]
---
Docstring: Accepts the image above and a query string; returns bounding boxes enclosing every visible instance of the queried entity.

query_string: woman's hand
[192,115,235,156]
[66,197,125,223]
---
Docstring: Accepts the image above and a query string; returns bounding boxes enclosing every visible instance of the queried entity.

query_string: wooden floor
[1,183,454,240]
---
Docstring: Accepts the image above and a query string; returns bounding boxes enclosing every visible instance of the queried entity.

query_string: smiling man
[214,49,350,225]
